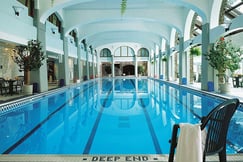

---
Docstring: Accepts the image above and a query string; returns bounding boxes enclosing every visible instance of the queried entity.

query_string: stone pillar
[32,8,48,92]
[112,54,115,77]
[75,38,81,81]
[90,45,94,79]
[166,44,170,81]
[59,35,70,85]
[135,53,138,77]
[154,52,156,78]
[159,49,162,78]
[201,23,214,91]
[178,37,187,85]
[82,40,89,80]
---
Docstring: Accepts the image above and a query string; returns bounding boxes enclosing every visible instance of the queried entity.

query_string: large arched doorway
[123,65,135,75]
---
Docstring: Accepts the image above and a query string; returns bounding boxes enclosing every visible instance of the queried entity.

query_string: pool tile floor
[0,154,243,162]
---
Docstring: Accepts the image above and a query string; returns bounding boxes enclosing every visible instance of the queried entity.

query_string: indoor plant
[205,37,243,93]
[121,0,127,16]
[162,55,167,62]
[12,40,45,94]
[190,46,201,56]
[138,65,145,76]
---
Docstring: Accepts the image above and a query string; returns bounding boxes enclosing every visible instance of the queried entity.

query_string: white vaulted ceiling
[39,0,214,49]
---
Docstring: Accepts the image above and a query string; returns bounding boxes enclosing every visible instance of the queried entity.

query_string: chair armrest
[168,124,180,162]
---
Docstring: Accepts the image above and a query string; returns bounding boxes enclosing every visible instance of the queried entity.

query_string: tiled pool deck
[0,154,243,162]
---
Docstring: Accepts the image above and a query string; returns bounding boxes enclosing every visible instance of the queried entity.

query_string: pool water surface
[0,78,242,154]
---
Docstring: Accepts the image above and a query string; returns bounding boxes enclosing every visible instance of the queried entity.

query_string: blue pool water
[0,78,242,154]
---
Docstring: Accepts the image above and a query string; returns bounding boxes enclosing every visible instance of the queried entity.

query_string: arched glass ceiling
[189,0,242,39]
[224,0,243,22]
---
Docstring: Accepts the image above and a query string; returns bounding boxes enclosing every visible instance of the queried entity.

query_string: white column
[201,23,214,91]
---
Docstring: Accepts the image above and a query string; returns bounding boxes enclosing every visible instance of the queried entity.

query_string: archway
[123,65,135,75]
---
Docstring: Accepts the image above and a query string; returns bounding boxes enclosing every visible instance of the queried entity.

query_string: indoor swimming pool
[0,77,242,155]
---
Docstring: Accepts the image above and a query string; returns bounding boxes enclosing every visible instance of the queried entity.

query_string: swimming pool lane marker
[130,79,162,154]
[3,82,95,154]
[83,80,114,154]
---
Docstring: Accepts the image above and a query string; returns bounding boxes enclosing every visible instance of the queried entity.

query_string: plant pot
[217,73,226,84]
[219,83,231,94]
[23,84,33,95]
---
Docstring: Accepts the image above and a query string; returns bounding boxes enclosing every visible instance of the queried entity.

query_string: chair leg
[168,124,180,162]
[218,148,226,162]
[203,154,206,162]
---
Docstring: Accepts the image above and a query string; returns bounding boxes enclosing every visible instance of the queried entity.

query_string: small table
[6,79,16,95]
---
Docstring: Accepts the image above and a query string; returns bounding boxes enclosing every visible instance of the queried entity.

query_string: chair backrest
[201,98,239,155]
[0,78,6,87]
[17,76,24,81]
[16,76,24,86]
[0,78,3,87]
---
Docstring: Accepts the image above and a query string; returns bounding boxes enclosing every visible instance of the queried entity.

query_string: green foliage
[205,37,243,73]
[190,47,201,56]
[138,65,145,74]
[121,0,127,16]
[12,40,45,72]
[162,56,167,62]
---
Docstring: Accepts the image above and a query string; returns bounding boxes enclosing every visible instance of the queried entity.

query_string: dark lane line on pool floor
[3,82,95,154]
[130,79,162,154]
[83,80,114,154]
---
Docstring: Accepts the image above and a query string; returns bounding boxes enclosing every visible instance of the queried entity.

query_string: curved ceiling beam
[85,31,161,49]
[179,0,213,23]
[39,0,95,23]
[38,0,212,50]
[39,0,210,32]
[77,19,171,42]
[62,4,188,35]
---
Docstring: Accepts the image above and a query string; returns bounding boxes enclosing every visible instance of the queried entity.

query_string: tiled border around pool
[0,154,243,162]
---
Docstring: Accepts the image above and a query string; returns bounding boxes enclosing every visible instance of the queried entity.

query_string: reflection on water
[0,78,242,154]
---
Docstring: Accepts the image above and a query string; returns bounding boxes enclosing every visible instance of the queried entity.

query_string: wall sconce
[172,47,176,52]
[223,23,232,32]
[51,28,58,34]
[12,6,24,16]
[89,45,93,51]
[189,39,193,45]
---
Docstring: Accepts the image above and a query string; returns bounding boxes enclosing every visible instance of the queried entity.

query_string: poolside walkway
[1,81,243,103]
[188,82,243,102]
[0,154,243,162]
[0,83,59,103]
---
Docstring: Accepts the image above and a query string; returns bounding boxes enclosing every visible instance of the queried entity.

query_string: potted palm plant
[205,37,243,93]
[12,40,45,94]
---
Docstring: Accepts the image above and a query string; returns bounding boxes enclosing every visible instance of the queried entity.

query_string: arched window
[100,48,111,57]
[114,46,135,57]
[224,0,243,23]
[69,30,77,40]
[137,48,149,57]
[17,0,34,17]
[48,13,62,33]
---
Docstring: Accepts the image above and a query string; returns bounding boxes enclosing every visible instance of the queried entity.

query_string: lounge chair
[168,98,240,162]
